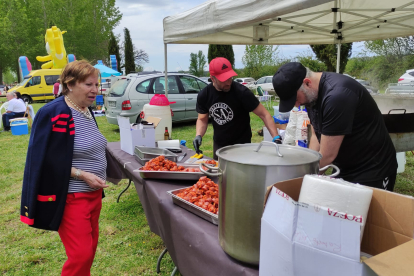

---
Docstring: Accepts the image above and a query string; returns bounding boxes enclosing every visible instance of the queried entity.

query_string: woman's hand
[79,171,109,189]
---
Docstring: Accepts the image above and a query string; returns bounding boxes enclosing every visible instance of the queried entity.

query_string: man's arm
[196,113,209,137]
[319,134,344,169]
[308,125,320,152]
[252,103,279,138]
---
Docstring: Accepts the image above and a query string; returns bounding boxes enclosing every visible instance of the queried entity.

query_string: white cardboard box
[117,115,158,155]
[260,177,414,276]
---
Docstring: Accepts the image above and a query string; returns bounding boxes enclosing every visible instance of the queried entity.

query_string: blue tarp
[93,64,121,78]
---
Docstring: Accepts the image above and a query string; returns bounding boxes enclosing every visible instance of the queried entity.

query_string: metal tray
[134,146,178,162]
[167,187,218,225]
[137,165,205,180]
[134,155,151,166]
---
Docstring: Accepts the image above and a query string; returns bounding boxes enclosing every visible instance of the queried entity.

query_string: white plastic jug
[143,103,172,141]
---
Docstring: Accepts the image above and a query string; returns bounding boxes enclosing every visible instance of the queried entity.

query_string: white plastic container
[143,103,172,141]
[273,106,279,117]
[396,152,406,173]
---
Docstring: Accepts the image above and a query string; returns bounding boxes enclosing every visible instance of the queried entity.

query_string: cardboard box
[260,177,414,276]
[117,115,161,155]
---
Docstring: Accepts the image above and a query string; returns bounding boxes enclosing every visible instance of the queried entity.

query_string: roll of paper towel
[298,175,373,242]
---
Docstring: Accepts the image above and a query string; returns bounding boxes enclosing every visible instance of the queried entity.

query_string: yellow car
[10,69,62,103]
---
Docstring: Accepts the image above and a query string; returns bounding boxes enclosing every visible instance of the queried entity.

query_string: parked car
[234,77,255,88]
[199,77,211,84]
[8,69,62,103]
[355,79,379,94]
[105,73,208,125]
[398,69,414,85]
[252,76,274,93]
[0,85,5,94]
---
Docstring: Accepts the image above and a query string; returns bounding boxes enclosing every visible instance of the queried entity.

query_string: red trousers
[58,189,102,276]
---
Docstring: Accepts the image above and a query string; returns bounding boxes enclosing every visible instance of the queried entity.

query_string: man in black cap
[273,62,397,191]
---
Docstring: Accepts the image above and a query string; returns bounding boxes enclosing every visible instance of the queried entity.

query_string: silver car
[105,73,208,125]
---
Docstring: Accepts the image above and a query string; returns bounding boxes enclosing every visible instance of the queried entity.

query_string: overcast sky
[113,0,365,73]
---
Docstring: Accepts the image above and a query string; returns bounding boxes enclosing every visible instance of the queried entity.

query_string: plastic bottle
[164,127,169,140]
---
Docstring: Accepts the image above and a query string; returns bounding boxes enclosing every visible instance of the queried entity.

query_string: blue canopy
[94,64,121,78]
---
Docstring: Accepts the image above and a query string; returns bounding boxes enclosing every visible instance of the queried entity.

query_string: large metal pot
[200,141,338,265]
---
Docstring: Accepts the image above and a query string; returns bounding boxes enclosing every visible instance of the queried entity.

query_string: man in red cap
[193,57,280,159]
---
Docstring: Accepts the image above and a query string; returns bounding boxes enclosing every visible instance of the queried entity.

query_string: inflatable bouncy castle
[18,25,76,78]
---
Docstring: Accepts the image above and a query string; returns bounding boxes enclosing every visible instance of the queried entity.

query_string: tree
[108,31,121,70]
[310,43,352,73]
[123,28,135,75]
[134,47,149,69]
[242,45,278,80]
[0,0,122,81]
[296,54,327,72]
[189,50,206,77]
[208,45,235,67]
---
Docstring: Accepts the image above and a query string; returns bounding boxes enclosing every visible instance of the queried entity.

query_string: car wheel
[21,95,32,103]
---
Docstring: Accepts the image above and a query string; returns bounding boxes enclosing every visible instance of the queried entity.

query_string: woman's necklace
[66,96,93,120]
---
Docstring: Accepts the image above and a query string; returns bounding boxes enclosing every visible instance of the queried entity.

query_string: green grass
[1,100,413,275]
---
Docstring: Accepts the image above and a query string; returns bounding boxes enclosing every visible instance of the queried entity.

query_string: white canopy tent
[162,0,414,96]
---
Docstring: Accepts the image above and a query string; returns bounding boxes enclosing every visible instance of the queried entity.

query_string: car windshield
[109,78,130,96]
[19,77,31,87]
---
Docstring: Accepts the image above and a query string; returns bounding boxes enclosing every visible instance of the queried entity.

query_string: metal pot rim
[216,143,322,166]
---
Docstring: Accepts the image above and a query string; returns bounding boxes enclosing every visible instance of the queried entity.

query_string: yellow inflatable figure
[36,26,68,69]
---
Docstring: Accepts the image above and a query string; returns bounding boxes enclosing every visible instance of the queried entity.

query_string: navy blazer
[20,96,101,231]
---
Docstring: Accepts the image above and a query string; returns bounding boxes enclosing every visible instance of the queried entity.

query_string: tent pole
[336,43,341,73]
[164,43,168,97]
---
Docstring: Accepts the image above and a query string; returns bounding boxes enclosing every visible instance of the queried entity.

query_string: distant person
[14,92,25,103]
[20,60,109,275]
[2,92,26,131]
[53,79,61,98]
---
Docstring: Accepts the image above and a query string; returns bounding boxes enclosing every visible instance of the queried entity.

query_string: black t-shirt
[196,81,260,147]
[307,72,397,183]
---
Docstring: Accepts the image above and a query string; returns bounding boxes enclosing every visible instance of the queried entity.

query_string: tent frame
[163,0,414,96]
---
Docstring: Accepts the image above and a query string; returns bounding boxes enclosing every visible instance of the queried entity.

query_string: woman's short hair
[59,60,99,95]
[15,92,22,99]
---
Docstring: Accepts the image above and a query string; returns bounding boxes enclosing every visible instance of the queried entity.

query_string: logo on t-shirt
[209,102,234,125]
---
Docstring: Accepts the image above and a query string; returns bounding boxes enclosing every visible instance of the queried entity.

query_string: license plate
[109,101,116,107]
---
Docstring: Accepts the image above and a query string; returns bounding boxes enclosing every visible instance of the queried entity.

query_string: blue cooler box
[10,118,29,135]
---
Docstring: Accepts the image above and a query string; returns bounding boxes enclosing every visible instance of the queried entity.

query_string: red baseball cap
[209,57,237,82]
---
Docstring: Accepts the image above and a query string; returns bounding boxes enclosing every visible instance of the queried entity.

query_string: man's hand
[272,135,282,144]
[193,135,202,154]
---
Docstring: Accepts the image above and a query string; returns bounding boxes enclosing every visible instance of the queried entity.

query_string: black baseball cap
[272,62,307,112]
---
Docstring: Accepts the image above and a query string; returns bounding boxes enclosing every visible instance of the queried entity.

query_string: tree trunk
[16,61,21,83]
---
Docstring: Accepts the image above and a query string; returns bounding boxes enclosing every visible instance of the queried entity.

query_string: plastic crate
[273,116,289,124]
[297,140,307,148]
[10,118,29,135]
[95,95,104,105]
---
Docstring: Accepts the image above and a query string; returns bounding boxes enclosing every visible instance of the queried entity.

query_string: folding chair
[256,86,273,109]
[0,102,9,129]
[23,102,34,127]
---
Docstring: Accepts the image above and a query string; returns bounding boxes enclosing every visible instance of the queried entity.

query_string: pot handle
[199,163,222,177]
[388,109,406,114]
[319,164,340,177]
[255,141,283,157]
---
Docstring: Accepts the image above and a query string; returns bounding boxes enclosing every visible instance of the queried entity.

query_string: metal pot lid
[216,142,321,166]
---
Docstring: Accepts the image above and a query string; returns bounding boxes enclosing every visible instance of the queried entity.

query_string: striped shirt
[68,107,107,193]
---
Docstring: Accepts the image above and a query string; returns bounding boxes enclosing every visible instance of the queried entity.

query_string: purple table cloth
[106,142,259,276]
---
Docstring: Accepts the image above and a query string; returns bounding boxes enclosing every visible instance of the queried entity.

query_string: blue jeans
[2,112,26,130]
